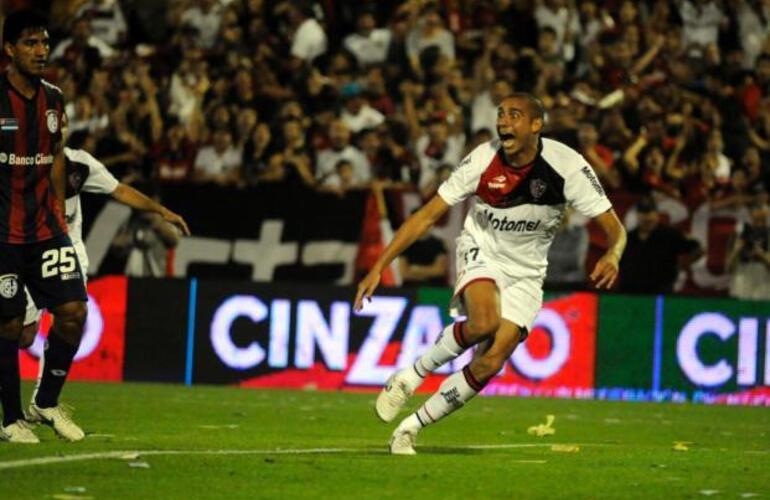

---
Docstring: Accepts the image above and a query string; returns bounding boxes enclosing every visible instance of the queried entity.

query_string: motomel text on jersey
[0,152,54,166]
[479,209,540,232]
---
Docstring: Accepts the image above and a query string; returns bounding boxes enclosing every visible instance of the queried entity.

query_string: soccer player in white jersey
[18,145,188,440]
[354,93,627,455]
[20,145,190,350]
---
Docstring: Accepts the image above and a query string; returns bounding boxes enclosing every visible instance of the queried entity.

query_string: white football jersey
[63,147,119,266]
[438,137,612,282]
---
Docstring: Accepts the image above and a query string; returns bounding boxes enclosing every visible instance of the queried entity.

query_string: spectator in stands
[193,129,241,185]
[534,0,580,64]
[242,123,272,184]
[727,202,770,299]
[319,159,362,196]
[619,197,703,294]
[275,0,327,66]
[340,82,386,133]
[76,0,128,49]
[181,0,224,49]
[405,1,455,77]
[315,119,371,185]
[151,117,197,184]
[677,0,727,58]
[344,8,392,67]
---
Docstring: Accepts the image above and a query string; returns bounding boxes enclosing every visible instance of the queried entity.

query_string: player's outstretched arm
[111,183,191,236]
[589,208,626,289]
[354,195,450,310]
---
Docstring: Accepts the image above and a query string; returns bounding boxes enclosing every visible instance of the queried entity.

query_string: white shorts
[23,241,88,326]
[450,235,543,331]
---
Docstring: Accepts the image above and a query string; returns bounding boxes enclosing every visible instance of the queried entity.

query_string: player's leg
[375,279,502,422]
[0,244,39,442]
[24,235,87,441]
[389,320,525,455]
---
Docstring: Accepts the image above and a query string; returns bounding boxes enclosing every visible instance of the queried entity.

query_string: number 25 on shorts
[41,247,77,278]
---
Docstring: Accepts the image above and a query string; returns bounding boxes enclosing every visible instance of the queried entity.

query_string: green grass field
[0,382,768,499]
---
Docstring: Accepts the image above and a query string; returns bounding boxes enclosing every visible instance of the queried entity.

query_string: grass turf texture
[0,382,767,499]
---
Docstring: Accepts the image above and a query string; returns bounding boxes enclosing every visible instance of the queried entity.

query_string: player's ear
[531,117,544,134]
[3,42,14,59]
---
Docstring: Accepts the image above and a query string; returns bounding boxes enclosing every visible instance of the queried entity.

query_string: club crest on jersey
[46,110,59,134]
[0,274,19,299]
[487,175,506,190]
[530,179,547,199]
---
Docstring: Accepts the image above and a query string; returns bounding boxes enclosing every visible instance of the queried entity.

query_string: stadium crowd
[1,0,769,297]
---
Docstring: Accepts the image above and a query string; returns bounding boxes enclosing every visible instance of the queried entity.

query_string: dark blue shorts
[0,234,87,318]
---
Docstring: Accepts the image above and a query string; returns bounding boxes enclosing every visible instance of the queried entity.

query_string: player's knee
[466,312,500,339]
[18,323,37,349]
[53,301,88,331]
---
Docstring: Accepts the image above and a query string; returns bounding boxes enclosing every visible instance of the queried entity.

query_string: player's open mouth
[499,133,516,146]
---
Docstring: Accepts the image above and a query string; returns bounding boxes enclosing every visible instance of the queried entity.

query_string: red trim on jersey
[8,91,27,243]
[474,152,535,208]
[35,89,53,241]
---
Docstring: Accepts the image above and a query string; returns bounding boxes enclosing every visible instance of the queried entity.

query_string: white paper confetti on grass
[527,415,555,437]
[699,490,720,496]
[63,487,87,493]
[740,494,760,498]
[119,452,140,460]
[128,461,151,469]
[197,424,239,430]
[550,444,580,453]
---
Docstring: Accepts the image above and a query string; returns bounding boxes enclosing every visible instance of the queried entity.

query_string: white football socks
[399,366,484,432]
[400,322,469,391]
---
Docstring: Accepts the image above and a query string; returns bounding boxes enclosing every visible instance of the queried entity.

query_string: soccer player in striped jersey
[355,93,627,455]
[0,9,85,443]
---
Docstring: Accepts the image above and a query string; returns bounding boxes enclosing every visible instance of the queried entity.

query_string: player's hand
[590,253,620,289]
[354,271,381,312]
[162,210,191,236]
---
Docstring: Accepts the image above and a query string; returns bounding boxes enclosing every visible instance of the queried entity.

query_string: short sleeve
[564,162,612,218]
[66,149,119,194]
[436,152,476,206]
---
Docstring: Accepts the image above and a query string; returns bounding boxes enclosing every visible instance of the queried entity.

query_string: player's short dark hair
[2,8,49,46]
[504,92,545,122]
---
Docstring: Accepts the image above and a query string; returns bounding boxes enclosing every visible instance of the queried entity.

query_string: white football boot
[28,403,85,442]
[0,420,40,443]
[375,371,415,423]
[389,422,419,455]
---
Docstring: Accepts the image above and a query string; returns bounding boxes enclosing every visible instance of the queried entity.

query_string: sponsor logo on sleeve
[580,166,605,196]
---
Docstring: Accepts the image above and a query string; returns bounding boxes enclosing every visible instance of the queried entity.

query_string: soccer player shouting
[354,93,627,455]
[0,10,87,443]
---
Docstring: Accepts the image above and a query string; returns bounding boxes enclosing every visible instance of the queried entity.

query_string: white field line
[0,443,596,469]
